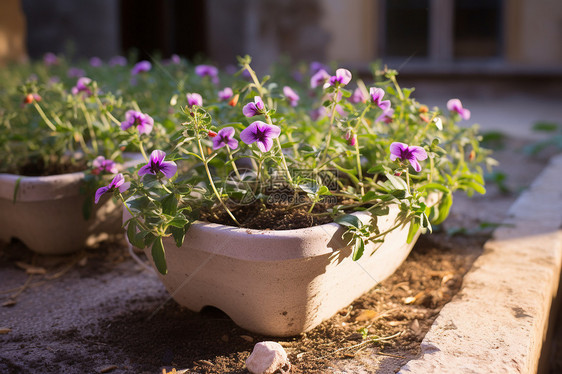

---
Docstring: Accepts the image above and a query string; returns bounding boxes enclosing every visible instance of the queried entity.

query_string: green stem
[195,128,241,226]
[226,146,241,181]
[320,87,341,164]
[79,101,99,154]
[32,102,57,131]
[137,136,149,162]
[353,134,365,196]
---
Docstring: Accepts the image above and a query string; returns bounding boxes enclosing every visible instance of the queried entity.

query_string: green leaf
[126,196,150,212]
[433,192,453,225]
[532,121,559,132]
[417,183,451,194]
[464,181,486,195]
[126,221,146,248]
[170,222,190,247]
[385,173,408,190]
[318,185,331,195]
[361,190,380,202]
[168,214,189,228]
[161,193,178,215]
[407,220,420,244]
[151,237,167,275]
[12,177,22,204]
[335,214,362,229]
[352,237,365,261]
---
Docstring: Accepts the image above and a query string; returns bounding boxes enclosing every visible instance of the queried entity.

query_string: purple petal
[226,138,239,150]
[138,164,152,176]
[212,137,225,149]
[256,137,274,152]
[335,68,352,86]
[118,181,131,193]
[310,69,330,88]
[263,123,281,139]
[150,150,166,164]
[137,121,153,134]
[159,161,177,179]
[409,146,428,161]
[460,108,471,120]
[254,96,264,110]
[240,122,259,144]
[379,100,391,111]
[243,103,258,117]
[390,142,408,159]
[94,186,109,204]
[408,158,422,172]
[447,99,462,112]
[218,127,235,139]
[92,156,105,169]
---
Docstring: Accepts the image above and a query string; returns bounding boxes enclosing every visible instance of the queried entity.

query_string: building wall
[0,0,27,65]
[505,0,562,66]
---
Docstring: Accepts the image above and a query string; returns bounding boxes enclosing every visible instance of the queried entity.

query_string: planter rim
[0,153,144,202]
[162,210,381,262]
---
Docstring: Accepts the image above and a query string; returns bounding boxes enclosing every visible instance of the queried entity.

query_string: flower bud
[419,105,429,113]
[208,130,217,137]
[469,149,476,161]
[228,93,239,107]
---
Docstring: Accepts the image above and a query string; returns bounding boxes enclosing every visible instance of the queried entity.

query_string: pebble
[246,341,291,374]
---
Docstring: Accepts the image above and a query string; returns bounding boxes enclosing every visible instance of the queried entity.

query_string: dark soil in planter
[202,197,339,230]
[5,157,87,176]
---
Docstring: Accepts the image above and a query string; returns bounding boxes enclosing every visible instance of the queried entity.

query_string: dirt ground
[0,137,554,374]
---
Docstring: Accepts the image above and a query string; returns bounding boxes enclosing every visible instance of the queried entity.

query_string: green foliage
[1,55,492,273]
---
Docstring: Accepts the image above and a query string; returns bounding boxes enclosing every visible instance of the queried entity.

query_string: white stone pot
[0,155,143,255]
[0,171,123,254]
[139,203,423,337]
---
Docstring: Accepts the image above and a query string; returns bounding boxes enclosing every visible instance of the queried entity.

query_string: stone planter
[0,171,122,255]
[138,203,426,337]
[0,155,143,255]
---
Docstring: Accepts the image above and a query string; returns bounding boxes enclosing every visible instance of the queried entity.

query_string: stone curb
[400,154,562,374]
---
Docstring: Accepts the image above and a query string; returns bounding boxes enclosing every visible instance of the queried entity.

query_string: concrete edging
[400,154,562,374]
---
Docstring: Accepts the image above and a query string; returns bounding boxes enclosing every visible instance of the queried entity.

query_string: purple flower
[240,121,281,152]
[186,93,203,107]
[121,110,154,135]
[94,173,130,203]
[283,86,300,107]
[67,67,86,78]
[92,156,118,175]
[310,107,328,121]
[131,60,152,75]
[370,87,391,111]
[90,57,103,67]
[310,69,330,89]
[218,87,233,101]
[310,61,329,75]
[349,87,368,104]
[109,56,127,66]
[376,108,394,123]
[212,127,239,150]
[447,98,471,120]
[328,68,352,87]
[171,54,181,64]
[138,150,177,179]
[389,142,428,172]
[195,64,219,84]
[242,96,265,117]
[43,52,58,66]
[71,77,93,96]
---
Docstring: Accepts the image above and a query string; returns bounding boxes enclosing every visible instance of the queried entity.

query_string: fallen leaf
[388,321,406,327]
[355,309,378,321]
[240,335,254,342]
[15,261,46,275]
[0,327,12,334]
[98,365,118,373]
[197,360,213,366]
[2,299,16,307]
[410,319,421,336]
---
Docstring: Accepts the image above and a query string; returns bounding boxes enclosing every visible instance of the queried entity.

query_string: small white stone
[246,341,290,374]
